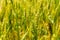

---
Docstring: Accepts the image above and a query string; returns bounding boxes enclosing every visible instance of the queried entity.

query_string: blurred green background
[0,0,60,40]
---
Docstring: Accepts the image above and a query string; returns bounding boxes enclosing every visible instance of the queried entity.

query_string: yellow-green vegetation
[0,0,60,40]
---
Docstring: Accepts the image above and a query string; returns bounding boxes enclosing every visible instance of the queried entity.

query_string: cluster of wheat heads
[0,0,60,40]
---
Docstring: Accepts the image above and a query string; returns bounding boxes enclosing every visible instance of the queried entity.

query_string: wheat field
[0,0,60,40]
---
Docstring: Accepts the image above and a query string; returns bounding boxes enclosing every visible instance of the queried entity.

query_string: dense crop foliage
[0,0,60,40]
